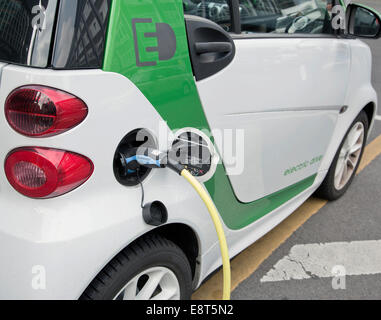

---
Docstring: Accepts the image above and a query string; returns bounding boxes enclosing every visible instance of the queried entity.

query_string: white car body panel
[196,38,350,203]
[320,39,378,172]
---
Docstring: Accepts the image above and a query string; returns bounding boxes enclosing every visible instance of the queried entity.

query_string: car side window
[239,0,334,35]
[183,0,232,32]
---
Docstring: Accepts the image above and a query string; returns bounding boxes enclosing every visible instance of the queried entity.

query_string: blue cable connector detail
[125,155,161,168]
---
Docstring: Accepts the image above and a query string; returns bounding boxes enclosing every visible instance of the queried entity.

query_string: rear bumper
[0,189,153,300]
[0,226,93,299]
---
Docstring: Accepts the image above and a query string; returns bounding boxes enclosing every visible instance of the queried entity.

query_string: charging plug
[120,147,166,174]
[120,147,185,175]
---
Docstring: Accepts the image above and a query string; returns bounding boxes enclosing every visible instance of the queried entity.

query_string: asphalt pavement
[231,0,381,300]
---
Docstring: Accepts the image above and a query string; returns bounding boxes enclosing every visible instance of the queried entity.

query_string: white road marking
[375,115,381,121]
[260,240,381,282]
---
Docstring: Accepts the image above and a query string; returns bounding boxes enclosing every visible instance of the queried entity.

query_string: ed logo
[132,18,177,67]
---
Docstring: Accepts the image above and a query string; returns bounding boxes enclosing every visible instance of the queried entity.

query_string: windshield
[0,0,58,67]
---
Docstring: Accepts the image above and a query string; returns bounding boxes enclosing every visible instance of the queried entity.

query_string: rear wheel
[316,111,368,201]
[113,266,181,300]
[81,234,192,300]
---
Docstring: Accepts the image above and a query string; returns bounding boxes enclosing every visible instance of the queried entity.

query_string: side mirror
[347,4,381,39]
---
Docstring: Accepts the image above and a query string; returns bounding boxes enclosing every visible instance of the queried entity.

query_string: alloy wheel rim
[334,122,365,191]
[113,266,181,300]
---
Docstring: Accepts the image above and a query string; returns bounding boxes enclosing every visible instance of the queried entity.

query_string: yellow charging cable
[181,169,231,300]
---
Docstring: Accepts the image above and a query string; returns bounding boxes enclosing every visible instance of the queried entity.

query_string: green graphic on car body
[103,0,317,230]
[284,155,323,176]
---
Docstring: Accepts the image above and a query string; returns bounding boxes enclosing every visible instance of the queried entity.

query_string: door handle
[195,42,233,54]
[185,15,236,80]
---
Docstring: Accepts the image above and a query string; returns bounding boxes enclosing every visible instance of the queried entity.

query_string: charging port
[113,129,157,186]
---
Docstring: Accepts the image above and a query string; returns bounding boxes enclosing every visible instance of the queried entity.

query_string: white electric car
[0,0,379,300]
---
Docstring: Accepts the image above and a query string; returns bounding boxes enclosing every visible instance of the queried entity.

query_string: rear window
[0,0,58,67]
[52,0,111,69]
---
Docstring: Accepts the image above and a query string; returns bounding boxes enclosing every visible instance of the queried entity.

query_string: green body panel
[103,0,316,230]
[205,173,316,230]
[103,0,208,130]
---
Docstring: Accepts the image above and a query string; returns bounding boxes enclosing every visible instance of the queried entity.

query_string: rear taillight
[5,147,94,199]
[5,86,88,137]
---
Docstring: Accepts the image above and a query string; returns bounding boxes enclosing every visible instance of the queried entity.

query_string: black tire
[80,234,192,300]
[316,111,369,201]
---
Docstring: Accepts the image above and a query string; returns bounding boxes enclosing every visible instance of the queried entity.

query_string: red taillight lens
[5,148,94,198]
[5,86,88,137]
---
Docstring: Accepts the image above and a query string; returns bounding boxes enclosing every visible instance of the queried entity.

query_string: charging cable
[180,169,231,300]
[121,148,231,300]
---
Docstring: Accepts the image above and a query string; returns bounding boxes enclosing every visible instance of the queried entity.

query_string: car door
[184,0,350,203]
